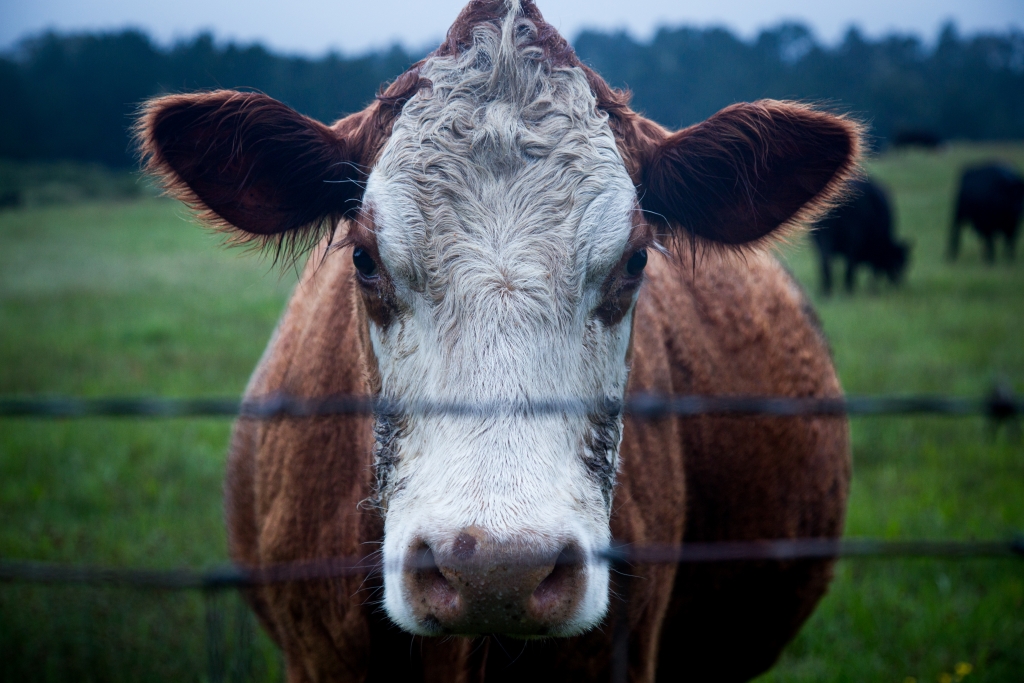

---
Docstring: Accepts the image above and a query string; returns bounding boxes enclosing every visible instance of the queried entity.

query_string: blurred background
[0,1,1022,682]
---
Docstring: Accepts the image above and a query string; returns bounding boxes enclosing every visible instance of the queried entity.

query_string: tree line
[1,23,1022,167]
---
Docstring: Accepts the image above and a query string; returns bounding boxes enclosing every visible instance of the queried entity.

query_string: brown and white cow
[138,1,856,680]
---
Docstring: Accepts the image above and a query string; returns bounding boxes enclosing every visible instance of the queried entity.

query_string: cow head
[138,0,860,639]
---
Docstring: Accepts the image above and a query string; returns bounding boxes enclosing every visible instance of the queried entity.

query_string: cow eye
[353,247,378,278]
[626,249,647,276]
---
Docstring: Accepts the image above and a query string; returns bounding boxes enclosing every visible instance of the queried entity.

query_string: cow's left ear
[637,100,862,246]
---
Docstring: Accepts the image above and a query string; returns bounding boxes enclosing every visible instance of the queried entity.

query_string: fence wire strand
[0,388,1021,420]
[2,538,1021,591]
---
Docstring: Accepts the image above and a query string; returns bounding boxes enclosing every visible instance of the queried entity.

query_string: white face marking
[361,14,641,636]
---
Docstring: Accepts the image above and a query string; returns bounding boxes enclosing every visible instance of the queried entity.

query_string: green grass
[0,198,295,682]
[1,145,1023,682]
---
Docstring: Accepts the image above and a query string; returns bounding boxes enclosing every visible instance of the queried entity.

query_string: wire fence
[1,386,1022,419]
[2,538,1023,590]
[2,385,1022,682]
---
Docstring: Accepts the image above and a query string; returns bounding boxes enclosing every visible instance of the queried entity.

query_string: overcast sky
[2,0,1022,55]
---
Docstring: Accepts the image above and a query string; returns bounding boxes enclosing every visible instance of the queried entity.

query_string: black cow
[949,163,1024,263]
[812,177,910,295]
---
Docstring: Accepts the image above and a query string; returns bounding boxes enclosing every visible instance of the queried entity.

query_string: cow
[949,163,1024,264]
[136,1,857,680]
[812,177,910,295]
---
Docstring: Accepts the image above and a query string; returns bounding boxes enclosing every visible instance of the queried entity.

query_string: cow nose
[403,528,586,635]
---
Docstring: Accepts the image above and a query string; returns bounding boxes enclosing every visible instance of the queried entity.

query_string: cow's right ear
[136,90,374,247]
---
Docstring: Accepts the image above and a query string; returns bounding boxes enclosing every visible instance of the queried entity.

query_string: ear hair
[135,90,382,262]
[636,100,863,250]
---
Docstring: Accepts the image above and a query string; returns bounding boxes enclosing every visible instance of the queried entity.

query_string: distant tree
[1,24,1022,166]
[0,56,36,159]
[575,22,1024,147]
[17,30,165,165]
[0,31,418,166]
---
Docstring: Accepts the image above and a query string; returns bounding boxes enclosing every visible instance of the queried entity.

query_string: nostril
[531,545,584,619]
[408,543,459,616]
[408,543,438,572]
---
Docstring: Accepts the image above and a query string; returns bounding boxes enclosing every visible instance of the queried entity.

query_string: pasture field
[1,143,1023,682]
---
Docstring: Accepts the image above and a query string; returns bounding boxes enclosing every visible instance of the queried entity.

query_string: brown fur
[140,2,855,680]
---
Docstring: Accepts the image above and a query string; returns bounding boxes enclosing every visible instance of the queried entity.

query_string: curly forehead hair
[387,4,616,172]
[368,2,631,284]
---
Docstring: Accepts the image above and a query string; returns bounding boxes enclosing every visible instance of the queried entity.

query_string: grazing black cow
[812,177,910,295]
[949,163,1024,263]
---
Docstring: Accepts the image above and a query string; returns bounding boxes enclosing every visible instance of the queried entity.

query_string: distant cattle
[949,163,1024,263]
[812,177,910,295]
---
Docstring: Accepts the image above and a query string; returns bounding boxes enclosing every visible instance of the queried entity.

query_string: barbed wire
[2,538,1021,591]
[3,387,1021,681]
[0,386,1021,420]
